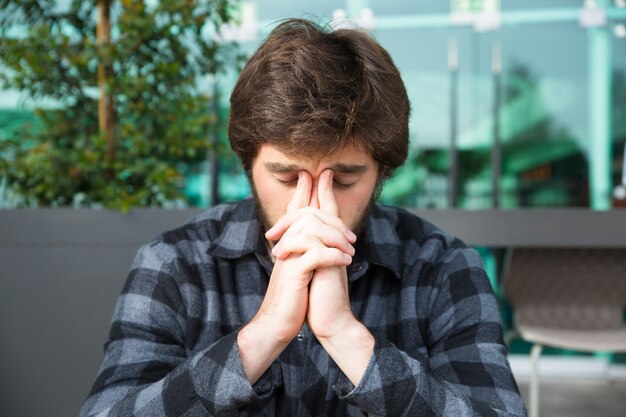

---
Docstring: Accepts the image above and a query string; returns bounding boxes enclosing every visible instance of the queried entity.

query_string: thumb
[318,169,338,216]
[287,171,312,213]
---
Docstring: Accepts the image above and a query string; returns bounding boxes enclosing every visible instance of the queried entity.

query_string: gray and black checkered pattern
[80,198,527,416]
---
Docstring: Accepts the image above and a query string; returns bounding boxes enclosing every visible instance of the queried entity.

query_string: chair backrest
[503,248,626,330]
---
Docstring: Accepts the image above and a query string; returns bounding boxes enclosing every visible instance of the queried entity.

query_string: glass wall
[210,0,626,209]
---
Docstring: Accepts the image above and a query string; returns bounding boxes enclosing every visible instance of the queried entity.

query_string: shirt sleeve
[79,242,280,417]
[334,246,528,417]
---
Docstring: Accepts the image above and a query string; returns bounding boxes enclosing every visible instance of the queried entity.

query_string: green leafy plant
[0,0,242,209]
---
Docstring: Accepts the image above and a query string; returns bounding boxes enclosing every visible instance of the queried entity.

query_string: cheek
[256,181,295,220]
[335,184,374,221]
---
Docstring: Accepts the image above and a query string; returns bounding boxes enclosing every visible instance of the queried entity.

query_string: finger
[309,178,320,210]
[318,169,339,217]
[267,209,357,243]
[286,171,312,213]
[272,234,325,259]
[272,228,356,259]
[282,222,355,255]
[265,208,357,243]
[297,247,353,272]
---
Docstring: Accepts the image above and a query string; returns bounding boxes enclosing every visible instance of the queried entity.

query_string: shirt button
[351,263,362,272]
[296,333,305,341]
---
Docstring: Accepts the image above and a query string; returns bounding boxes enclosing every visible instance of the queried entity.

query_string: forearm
[237,320,290,384]
[80,332,273,417]
[317,320,374,386]
[335,338,527,417]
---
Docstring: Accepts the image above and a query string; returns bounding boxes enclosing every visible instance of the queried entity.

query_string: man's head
[228,18,410,232]
[229,18,410,175]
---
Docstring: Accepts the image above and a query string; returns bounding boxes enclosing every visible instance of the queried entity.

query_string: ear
[379,165,389,179]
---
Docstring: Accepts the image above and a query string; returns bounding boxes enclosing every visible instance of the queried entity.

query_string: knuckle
[303,211,318,222]
[299,233,316,243]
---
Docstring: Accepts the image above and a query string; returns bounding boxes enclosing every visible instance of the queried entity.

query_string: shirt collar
[352,204,402,281]
[207,198,263,259]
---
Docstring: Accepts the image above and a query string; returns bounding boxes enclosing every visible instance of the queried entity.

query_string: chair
[502,248,626,417]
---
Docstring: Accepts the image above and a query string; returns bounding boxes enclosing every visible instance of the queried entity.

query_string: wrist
[238,320,291,384]
[316,318,372,349]
[309,309,355,340]
[247,311,299,345]
[316,320,375,386]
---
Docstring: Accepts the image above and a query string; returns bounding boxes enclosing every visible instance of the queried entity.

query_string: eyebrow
[264,162,299,173]
[264,162,369,175]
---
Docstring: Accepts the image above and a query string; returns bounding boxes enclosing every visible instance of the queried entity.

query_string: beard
[249,173,383,244]
[250,183,275,238]
[348,176,382,238]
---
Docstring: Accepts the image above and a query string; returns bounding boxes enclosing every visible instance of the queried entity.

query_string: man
[80,19,527,417]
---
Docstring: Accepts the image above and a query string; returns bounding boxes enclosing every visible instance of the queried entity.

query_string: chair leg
[529,343,543,417]
[504,329,519,346]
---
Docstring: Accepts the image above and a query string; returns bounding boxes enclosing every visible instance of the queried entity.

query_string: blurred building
[1,0,625,209]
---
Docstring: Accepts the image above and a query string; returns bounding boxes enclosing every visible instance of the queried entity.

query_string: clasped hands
[240,169,374,385]
[258,169,359,344]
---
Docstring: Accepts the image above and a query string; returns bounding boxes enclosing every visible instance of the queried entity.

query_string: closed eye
[332,174,359,189]
[276,177,356,189]
[277,177,298,186]
[333,180,356,189]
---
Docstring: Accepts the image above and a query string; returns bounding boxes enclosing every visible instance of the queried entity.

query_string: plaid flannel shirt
[80,198,527,417]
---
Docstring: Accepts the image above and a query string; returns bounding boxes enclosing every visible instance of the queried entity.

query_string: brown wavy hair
[228,18,410,178]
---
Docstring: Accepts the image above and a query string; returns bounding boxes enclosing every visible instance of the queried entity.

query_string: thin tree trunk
[97,0,115,166]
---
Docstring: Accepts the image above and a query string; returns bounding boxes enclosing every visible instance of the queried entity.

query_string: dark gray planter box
[1,207,625,417]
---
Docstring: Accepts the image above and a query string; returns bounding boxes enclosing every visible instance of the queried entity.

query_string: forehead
[255,142,375,170]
